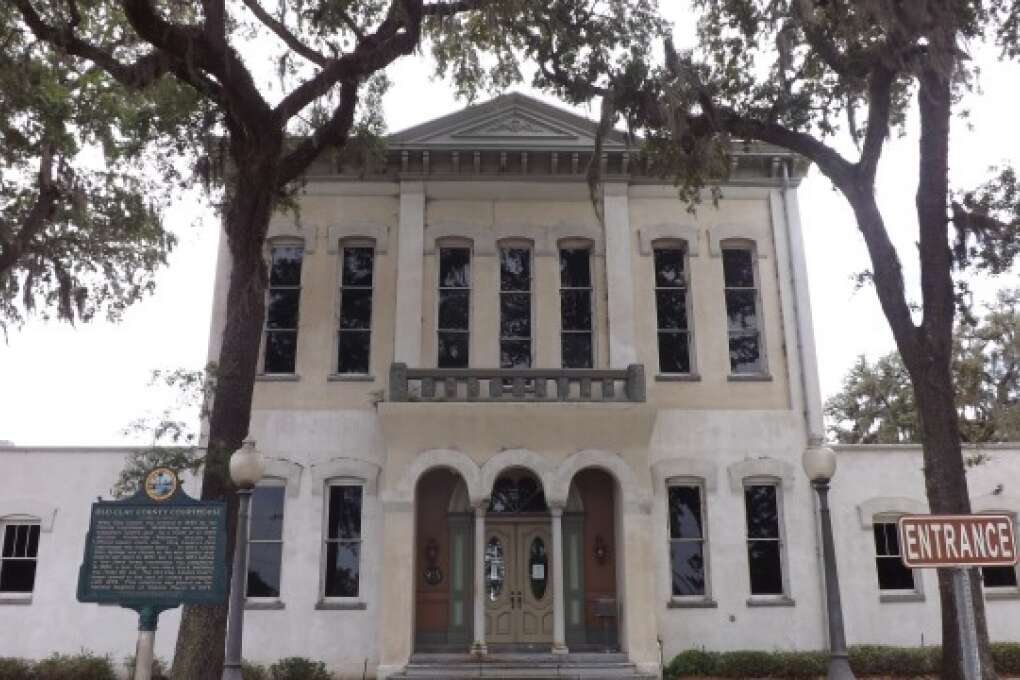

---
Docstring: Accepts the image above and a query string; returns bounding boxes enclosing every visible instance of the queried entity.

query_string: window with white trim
[873,520,919,593]
[559,247,593,368]
[246,482,285,599]
[500,246,532,370]
[743,483,784,595]
[982,512,1019,590]
[1,521,40,593]
[264,243,304,374]
[323,484,363,598]
[337,245,374,374]
[668,483,707,597]
[438,246,471,368]
[654,245,692,374]
[722,245,763,374]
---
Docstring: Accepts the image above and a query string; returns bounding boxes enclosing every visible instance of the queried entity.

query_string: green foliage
[125,654,169,679]
[241,661,269,680]
[268,657,332,680]
[0,658,34,680]
[666,644,1020,677]
[32,652,117,680]
[0,5,211,332]
[826,288,1020,444]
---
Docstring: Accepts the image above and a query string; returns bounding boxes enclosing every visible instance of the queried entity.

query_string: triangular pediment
[387,92,628,150]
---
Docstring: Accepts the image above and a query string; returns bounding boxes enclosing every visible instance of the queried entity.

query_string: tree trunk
[171,143,280,680]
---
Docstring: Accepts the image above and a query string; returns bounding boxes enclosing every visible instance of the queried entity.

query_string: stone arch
[310,457,381,495]
[327,221,391,254]
[550,449,649,512]
[480,449,555,503]
[726,457,795,492]
[262,457,304,498]
[0,498,58,532]
[398,448,483,506]
[708,224,768,258]
[638,223,700,256]
[424,222,494,255]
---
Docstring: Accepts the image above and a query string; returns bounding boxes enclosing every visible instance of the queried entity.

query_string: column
[394,181,425,365]
[603,182,638,367]
[551,506,569,654]
[471,505,488,656]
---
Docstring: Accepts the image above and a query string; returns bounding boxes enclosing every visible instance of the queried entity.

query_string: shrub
[268,657,332,680]
[848,645,939,675]
[992,642,1020,674]
[124,655,168,679]
[0,658,34,680]
[33,652,117,680]
[242,661,269,680]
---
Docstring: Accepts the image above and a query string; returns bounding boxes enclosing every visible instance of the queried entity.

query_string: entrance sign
[76,468,228,680]
[897,514,1017,568]
[897,513,1017,680]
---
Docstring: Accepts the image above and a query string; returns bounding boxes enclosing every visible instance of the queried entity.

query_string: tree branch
[240,0,328,67]
[858,63,896,183]
[278,82,359,185]
[422,0,489,16]
[0,144,60,278]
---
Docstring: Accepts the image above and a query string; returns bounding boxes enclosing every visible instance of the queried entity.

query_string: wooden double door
[483,521,554,645]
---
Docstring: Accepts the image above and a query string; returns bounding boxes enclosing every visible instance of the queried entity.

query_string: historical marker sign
[77,467,228,607]
[898,514,1017,569]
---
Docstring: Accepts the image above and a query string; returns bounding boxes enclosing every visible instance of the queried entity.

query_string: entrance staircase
[390,653,658,680]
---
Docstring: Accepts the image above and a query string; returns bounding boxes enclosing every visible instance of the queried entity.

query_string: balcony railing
[389,363,646,403]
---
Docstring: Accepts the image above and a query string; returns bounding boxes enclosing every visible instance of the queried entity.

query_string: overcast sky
[1,6,1017,447]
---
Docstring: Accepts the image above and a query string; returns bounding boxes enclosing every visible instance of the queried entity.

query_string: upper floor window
[264,244,304,374]
[668,483,707,597]
[1,521,40,593]
[337,246,374,374]
[654,245,692,374]
[324,484,363,599]
[873,520,920,594]
[500,246,532,370]
[744,483,784,596]
[247,482,286,599]
[560,247,593,368]
[722,246,763,374]
[438,247,471,368]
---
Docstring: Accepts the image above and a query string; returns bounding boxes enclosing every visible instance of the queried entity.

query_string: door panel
[484,525,515,643]
[516,523,553,643]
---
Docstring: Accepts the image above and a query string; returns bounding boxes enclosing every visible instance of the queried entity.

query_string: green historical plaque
[77,467,228,610]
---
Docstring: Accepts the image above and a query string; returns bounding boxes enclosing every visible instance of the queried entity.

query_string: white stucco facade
[1,95,1018,678]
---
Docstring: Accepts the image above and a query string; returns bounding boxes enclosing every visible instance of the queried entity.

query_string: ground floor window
[1,521,40,593]
[668,484,706,597]
[324,484,363,598]
[873,521,918,593]
[247,482,285,598]
[743,483,784,596]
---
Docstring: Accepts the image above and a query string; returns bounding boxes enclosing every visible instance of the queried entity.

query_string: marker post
[952,568,981,680]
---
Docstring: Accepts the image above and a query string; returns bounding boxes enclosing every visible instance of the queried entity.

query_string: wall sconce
[593,535,610,565]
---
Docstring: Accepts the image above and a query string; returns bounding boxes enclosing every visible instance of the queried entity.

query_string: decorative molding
[726,457,795,492]
[267,219,317,254]
[481,448,556,504]
[310,458,382,496]
[262,458,304,498]
[856,496,929,529]
[395,448,484,506]
[424,222,494,255]
[493,226,552,256]
[708,224,768,258]
[551,448,651,513]
[549,224,604,255]
[972,494,1020,514]
[638,224,700,256]
[453,112,575,139]
[327,222,390,254]
[652,458,718,493]
[0,499,58,532]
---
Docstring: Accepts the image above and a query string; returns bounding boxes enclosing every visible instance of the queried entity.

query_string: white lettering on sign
[898,515,1018,568]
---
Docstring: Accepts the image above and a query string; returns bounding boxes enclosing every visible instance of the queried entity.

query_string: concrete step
[392,653,656,680]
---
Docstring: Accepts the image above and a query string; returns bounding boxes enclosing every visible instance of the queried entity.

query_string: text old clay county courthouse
[1,94,1019,678]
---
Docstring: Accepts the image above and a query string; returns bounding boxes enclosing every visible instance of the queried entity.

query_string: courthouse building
[1,94,1018,678]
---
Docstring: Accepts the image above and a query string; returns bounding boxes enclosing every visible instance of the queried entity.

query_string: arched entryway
[414,468,474,652]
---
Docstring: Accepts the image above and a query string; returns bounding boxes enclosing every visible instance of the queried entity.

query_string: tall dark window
[560,248,593,368]
[873,521,916,592]
[500,247,532,370]
[723,246,762,374]
[0,522,40,593]
[264,244,303,374]
[654,246,691,373]
[324,485,363,598]
[744,484,783,595]
[668,485,706,597]
[337,246,374,374]
[246,484,285,598]
[438,247,471,368]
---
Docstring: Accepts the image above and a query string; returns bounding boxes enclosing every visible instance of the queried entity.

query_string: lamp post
[222,440,265,680]
[803,444,856,680]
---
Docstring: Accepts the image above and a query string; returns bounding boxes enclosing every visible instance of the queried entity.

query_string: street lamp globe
[229,440,265,489]
[803,444,837,483]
